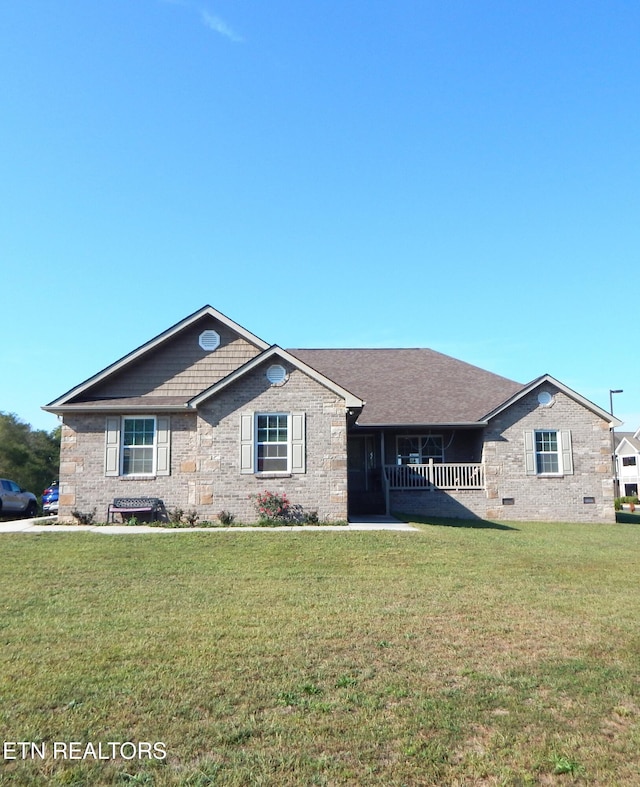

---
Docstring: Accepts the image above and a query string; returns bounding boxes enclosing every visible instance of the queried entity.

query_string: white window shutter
[105,417,121,476]
[291,412,306,474]
[560,430,573,475]
[156,416,171,476]
[524,430,536,475]
[240,412,254,474]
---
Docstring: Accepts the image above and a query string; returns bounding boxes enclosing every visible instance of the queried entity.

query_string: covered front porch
[347,427,486,516]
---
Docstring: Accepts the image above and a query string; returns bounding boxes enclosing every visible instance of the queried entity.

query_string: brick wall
[56,374,613,526]
[195,363,348,522]
[483,384,614,523]
[57,361,348,524]
[388,385,615,524]
[58,412,198,522]
[390,488,488,519]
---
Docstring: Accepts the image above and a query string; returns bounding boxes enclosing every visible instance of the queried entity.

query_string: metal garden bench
[107,497,164,523]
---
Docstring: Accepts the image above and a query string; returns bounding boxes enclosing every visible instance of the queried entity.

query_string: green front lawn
[1,521,639,785]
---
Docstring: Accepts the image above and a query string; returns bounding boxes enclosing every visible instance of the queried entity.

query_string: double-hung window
[105,416,171,477]
[535,430,559,474]
[122,418,156,475]
[240,411,306,475]
[524,429,573,476]
[256,414,289,472]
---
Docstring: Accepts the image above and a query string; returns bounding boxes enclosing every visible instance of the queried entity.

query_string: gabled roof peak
[45,304,270,410]
[189,345,364,409]
[482,373,621,427]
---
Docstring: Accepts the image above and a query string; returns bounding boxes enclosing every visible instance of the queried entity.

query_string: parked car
[0,478,38,518]
[42,481,59,516]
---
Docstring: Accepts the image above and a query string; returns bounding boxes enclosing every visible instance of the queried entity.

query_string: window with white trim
[535,430,560,474]
[524,429,573,476]
[239,411,306,475]
[622,456,637,467]
[104,416,171,477]
[256,413,289,472]
[122,418,156,475]
[396,435,444,465]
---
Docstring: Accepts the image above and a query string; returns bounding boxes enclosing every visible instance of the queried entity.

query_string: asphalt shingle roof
[615,432,640,451]
[288,348,524,426]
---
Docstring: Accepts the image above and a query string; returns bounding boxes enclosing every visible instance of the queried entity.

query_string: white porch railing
[384,460,485,491]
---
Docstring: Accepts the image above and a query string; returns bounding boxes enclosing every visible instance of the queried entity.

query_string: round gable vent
[199,330,220,351]
[537,391,554,406]
[266,364,287,385]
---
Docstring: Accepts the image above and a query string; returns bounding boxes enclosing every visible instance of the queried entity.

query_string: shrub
[184,510,199,527]
[251,490,290,522]
[167,508,200,527]
[169,508,184,525]
[218,510,235,525]
[248,493,328,526]
[71,508,96,525]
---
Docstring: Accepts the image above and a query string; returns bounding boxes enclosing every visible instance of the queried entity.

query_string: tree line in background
[0,412,60,497]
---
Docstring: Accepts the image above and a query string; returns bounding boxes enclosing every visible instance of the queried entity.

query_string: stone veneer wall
[195,364,348,522]
[390,385,615,524]
[56,377,613,526]
[57,362,348,523]
[57,412,198,522]
[483,384,614,523]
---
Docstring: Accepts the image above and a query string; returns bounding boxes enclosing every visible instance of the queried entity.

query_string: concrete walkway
[0,515,417,534]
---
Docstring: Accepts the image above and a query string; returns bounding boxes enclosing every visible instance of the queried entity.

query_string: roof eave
[354,421,488,429]
[482,374,622,427]
[42,403,192,415]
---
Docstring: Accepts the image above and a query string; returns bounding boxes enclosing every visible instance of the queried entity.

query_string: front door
[347,435,385,515]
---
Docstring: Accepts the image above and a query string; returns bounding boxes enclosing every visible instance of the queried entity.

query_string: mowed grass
[1,521,639,786]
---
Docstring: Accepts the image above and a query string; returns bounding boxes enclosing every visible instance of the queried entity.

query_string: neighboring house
[614,429,640,497]
[44,305,619,524]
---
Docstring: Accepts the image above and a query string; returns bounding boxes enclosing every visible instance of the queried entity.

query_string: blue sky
[2,0,638,433]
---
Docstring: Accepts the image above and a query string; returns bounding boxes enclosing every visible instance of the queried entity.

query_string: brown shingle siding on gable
[82,318,262,402]
[288,348,523,426]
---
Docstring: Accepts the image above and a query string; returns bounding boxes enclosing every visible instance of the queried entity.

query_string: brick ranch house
[44,305,619,524]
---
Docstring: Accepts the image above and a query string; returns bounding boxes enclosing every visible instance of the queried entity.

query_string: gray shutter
[105,417,121,477]
[524,430,536,475]
[291,412,306,473]
[240,412,254,474]
[560,430,573,475]
[156,416,171,476]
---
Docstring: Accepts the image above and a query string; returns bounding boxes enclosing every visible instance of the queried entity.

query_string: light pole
[610,389,623,497]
